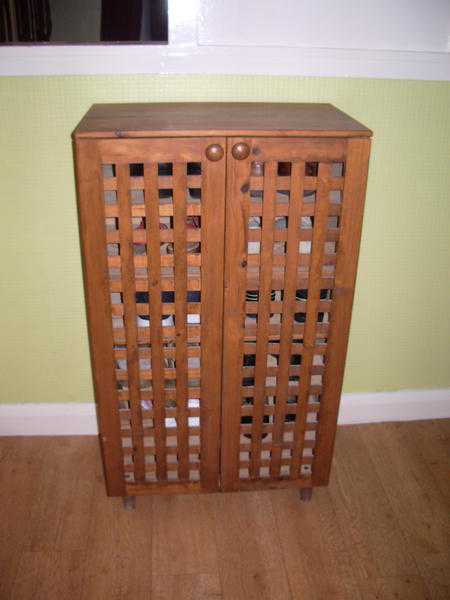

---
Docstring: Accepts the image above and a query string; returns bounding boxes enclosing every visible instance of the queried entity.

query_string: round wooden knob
[205,144,224,161]
[231,142,251,160]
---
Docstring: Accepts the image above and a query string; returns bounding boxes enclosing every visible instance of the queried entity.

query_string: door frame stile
[74,138,126,496]
[220,138,251,491]
[199,138,227,491]
[312,137,371,486]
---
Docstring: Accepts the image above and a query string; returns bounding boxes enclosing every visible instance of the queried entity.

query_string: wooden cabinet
[73,103,371,507]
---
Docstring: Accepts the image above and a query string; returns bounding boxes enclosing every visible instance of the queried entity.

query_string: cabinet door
[75,137,226,495]
[221,137,370,491]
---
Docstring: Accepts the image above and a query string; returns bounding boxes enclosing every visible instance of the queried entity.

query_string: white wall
[199,0,450,52]
[1,0,449,79]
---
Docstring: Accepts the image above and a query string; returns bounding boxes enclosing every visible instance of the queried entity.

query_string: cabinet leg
[122,495,136,511]
[299,487,313,502]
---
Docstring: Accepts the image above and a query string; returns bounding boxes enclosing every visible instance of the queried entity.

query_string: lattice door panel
[221,137,366,491]
[89,138,225,493]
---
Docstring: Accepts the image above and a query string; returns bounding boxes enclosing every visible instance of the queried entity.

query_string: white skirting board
[0,388,449,436]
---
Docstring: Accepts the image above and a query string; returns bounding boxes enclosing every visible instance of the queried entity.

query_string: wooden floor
[0,420,449,600]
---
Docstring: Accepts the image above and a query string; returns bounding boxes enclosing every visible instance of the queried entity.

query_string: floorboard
[1,420,449,600]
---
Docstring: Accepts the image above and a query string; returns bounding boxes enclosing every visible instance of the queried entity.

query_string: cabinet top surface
[73,102,372,139]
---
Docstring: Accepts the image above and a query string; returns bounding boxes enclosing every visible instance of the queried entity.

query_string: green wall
[1,75,449,404]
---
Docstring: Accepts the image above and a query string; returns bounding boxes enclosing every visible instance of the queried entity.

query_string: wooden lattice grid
[74,128,370,497]
[78,137,226,494]
[220,137,365,492]
[103,159,205,484]
[240,159,344,481]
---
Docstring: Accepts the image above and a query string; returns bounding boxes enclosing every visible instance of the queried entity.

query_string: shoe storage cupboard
[73,103,371,508]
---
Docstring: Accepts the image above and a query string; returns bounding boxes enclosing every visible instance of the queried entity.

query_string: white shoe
[162,314,174,327]
[188,357,200,369]
[116,359,127,371]
[137,315,175,327]
[137,315,150,327]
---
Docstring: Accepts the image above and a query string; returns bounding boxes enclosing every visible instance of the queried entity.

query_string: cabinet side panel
[312,138,371,486]
[74,139,125,496]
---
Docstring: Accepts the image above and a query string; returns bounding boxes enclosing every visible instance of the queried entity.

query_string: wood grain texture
[75,113,371,498]
[80,443,154,600]
[220,138,251,492]
[144,161,168,481]
[79,137,226,494]
[250,161,277,479]
[152,573,222,600]
[1,421,449,599]
[0,438,48,599]
[406,419,450,503]
[199,140,226,491]
[117,163,146,484]
[213,491,292,600]
[362,422,450,597]
[328,426,419,580]
[152,494,218,577]
[10,550,87,600]
[271,486,361,599]
[220,135,369,491]
[73,103,372,139]
[173,162,190,481]
[74,139,125,496]
[270,162,304,478]
[312,138,371,486]
[290,162,331,480]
